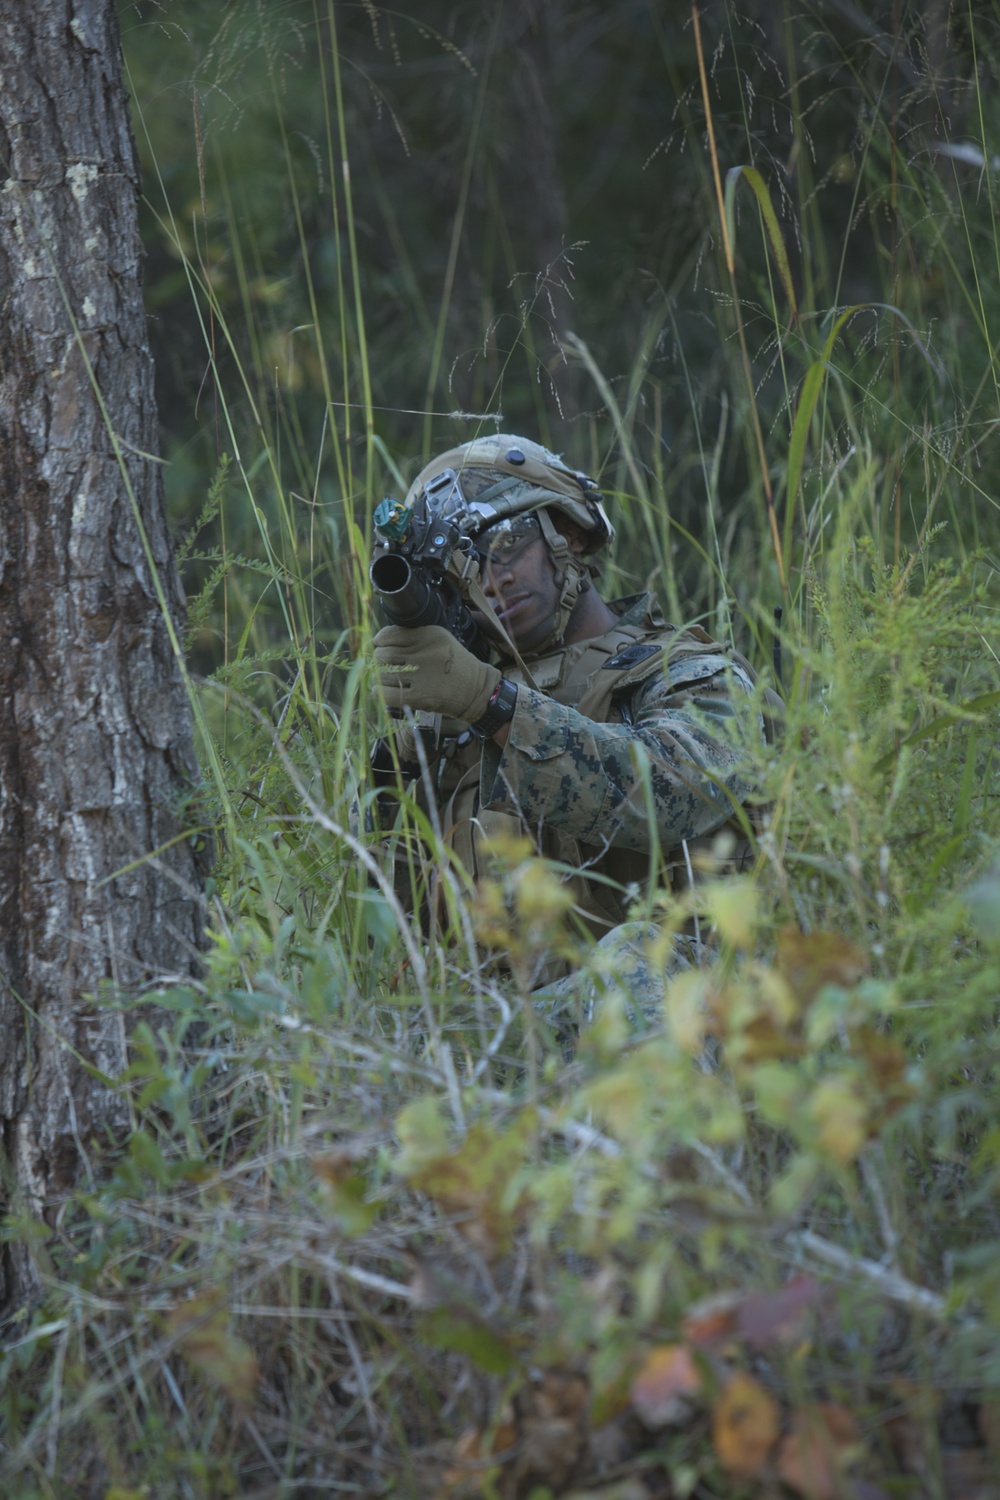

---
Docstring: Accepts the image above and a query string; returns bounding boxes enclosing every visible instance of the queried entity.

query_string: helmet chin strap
[530,508,591,656]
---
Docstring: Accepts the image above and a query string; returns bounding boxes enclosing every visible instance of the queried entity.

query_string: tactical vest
[434,600,764,942]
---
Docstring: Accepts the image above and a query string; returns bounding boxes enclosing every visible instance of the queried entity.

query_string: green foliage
[5,1,1000,1494]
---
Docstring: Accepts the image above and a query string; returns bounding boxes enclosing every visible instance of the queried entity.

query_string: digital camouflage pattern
[532,920,706,1032]
[479,640,757,856]
[442,594,761,911]
[378,592,764,1018]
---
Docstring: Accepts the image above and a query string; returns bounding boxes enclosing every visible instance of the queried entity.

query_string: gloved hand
[374,625,500,724]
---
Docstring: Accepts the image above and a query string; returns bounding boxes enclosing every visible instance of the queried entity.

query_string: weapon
[369,468,494,661]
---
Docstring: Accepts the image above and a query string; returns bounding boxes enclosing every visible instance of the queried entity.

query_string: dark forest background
[123,0,1000,658]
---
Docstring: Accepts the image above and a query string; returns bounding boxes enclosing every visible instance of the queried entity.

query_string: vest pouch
[442,762,523,885]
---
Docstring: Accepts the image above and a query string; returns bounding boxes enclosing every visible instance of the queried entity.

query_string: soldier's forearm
[480,683,751,851]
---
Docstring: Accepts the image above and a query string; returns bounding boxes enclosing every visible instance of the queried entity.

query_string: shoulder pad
[666,653,729,686]
[602,641,660,670]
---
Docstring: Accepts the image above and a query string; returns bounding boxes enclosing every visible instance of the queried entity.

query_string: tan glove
[374,625,500,724]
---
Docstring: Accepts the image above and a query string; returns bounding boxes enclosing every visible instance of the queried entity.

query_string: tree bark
[0,0,205,1310]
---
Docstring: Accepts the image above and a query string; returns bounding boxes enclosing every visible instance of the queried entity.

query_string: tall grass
[2,2,999,1493]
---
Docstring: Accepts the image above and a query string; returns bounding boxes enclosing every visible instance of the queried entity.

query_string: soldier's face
[480,524,567,654]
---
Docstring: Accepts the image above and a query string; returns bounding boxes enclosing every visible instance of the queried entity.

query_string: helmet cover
[404,434,615,553]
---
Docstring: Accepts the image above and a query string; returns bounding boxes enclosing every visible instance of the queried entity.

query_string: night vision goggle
[371,460,589,664]
[373,465,541,550]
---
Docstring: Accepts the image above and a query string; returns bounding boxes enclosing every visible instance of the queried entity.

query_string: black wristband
[471,677,518,739]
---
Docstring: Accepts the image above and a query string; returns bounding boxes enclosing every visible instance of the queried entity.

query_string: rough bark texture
[0,0,205,1309]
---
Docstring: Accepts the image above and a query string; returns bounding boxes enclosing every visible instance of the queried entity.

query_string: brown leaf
[505,1369,590,1497]
[736,1275,824,1350]
[851,1027,914,1109]
[312,1152,377,1234]
[741,1012,806,1061]
[777,1403,861,1498]
[885,1413,925,1473]
[712,1371,781,1479]
[407,1113,537,1257]
[629,1343,702,1429]
[777,926,870,1004]
[311,1148,356,1185]
[682,1290,741,1349]
[166,1294,258,1403]
[442,1419,518,1494]
[684,1277,823,1352]
[886,1375,938,1473]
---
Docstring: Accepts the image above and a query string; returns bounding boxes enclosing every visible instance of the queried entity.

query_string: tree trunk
[0,1,205,1311]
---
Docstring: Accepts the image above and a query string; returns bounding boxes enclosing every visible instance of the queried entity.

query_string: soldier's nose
[482,559,512,597]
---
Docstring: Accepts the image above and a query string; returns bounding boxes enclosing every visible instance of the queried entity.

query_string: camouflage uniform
[382,590,761,1020]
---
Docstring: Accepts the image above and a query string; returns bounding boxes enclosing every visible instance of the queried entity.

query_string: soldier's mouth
[496,593,531,621]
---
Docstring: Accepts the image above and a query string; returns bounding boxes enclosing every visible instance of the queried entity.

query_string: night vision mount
[369,468,497,661]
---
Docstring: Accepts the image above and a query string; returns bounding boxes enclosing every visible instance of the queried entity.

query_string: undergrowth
[3,2,1000,1496]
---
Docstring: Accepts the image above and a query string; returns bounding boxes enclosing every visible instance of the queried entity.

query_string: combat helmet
[405,434,613,546]
[405,434,614,654]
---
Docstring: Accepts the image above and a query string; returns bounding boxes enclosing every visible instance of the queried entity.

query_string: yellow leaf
[665,968,715,1053]
[752,1061,805,1127]
[580,989,630,1062]
[401,1112,537,1257]
[514,858,575,925]
[712,1371,781,1478]
[754,963,802,1026]
[809,1075,869,1163]
[394,1096,449,1177]
[480,830,535,867]
[769,1152,822,1215]
[470,879,512,950]
[583,1059,650,1137]
[705,878,759,948]
[167,1295,258,1403]
[249,275,288,305]
[852,1026,914,1111]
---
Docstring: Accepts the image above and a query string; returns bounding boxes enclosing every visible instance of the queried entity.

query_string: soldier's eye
[483,514,540,564]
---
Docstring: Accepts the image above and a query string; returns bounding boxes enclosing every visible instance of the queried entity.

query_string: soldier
[371,434,764,1020]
